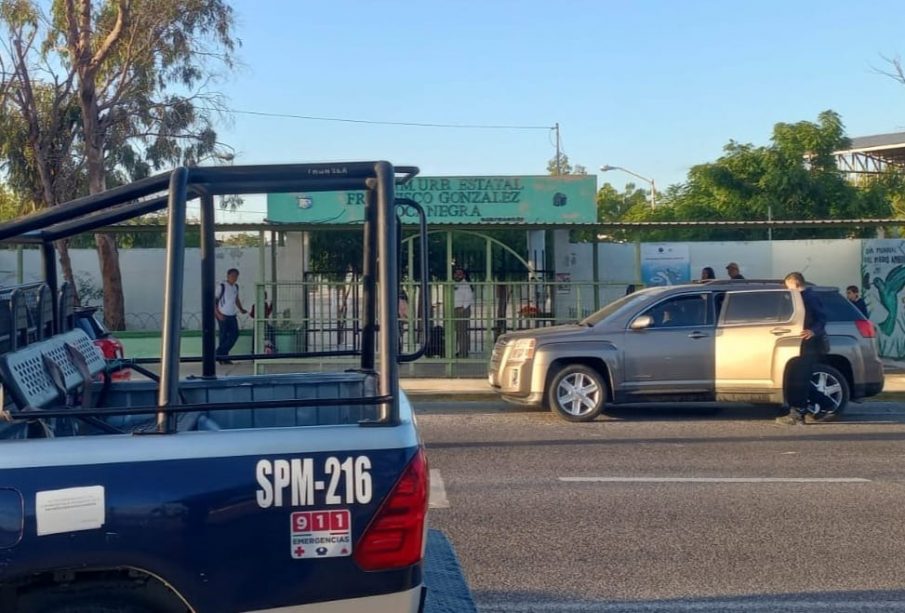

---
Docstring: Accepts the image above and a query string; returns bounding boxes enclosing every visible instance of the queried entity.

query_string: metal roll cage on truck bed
[0,162,435,613]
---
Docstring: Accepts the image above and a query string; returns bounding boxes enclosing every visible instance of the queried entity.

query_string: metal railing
[252,279,637,372]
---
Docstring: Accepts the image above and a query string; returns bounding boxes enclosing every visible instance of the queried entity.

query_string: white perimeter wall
[554,231,863,290]
[0,235,866,331]
[0,246,268,330]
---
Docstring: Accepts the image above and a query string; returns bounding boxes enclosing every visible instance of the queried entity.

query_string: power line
[2,71,554,131]
[208,107,554,131]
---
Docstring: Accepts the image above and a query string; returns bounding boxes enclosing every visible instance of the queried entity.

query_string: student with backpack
[214,268,247,364]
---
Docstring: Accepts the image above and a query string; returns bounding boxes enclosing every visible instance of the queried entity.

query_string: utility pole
[555,122,561,176]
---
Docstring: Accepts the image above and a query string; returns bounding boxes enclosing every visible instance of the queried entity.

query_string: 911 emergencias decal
[291,510,352,559]
[255,456,372,508]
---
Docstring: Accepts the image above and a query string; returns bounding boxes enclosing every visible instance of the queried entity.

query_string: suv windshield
[580,288,661,326]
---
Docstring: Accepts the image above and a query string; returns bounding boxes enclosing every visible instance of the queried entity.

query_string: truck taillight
[855,319,876,338]
[353,448,428,572]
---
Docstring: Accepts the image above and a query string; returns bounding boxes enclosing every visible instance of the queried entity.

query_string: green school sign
[266,175,597,225]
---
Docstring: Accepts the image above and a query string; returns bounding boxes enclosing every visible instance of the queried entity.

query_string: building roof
[835,131,905,166]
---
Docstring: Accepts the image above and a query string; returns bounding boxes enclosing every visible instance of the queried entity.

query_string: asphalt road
[419,400,905,612]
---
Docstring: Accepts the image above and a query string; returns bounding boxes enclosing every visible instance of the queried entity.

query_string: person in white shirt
[214,268,247,364]
[452,267,474,358]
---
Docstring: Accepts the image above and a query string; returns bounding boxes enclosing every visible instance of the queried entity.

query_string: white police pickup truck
[0,162,433,612]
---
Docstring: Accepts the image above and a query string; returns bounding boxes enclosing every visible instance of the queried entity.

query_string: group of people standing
[699,261,746,281]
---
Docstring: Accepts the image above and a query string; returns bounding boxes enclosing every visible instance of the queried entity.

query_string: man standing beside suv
[776,272,828,425]
[726,262,745,279]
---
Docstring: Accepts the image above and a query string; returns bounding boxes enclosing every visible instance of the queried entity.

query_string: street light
[600,165,657,209]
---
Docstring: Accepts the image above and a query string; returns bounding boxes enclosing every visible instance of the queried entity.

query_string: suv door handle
[770,328,792,335]
[688,331,709,339]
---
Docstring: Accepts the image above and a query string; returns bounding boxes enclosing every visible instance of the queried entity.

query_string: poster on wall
[641,244,691,286]
[862,239,905,359]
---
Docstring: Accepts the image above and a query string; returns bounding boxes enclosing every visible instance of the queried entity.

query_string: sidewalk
[882,359,905,392]
[166,360,497,400]
[400,377,495,400]
[148,360,905,399]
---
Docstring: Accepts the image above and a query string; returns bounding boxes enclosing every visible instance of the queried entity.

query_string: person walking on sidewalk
[215,268,247,364]
[776,271,828,425]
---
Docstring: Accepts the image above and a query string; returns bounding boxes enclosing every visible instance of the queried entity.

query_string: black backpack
[217,282,238,307]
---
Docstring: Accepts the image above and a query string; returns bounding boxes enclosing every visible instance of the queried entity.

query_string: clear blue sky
[214,0,905,221]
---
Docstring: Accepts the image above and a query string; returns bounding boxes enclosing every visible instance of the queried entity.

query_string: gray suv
[488,281,884,422]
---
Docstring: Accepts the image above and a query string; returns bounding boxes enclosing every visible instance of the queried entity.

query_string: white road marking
[559,477,871,483]
[429,469,450,508]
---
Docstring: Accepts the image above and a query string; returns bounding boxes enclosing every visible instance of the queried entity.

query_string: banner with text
[266,175,597,225]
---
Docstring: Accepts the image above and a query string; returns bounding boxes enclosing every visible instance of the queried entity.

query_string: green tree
[67,215,201,248]
[572,182,650,242]
[310,231,363,277]
[0,0,238,329]
[621,110,899,242]
[219,232,262,248]
[546,153,587,176]
[0,183,21,221]
[0,1,85,293]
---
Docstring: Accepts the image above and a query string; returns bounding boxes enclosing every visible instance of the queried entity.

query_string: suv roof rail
[699,279,823,286]
[700,278,785,285]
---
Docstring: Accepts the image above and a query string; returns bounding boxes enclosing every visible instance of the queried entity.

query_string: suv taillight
[855,319,876,338]
[353,448,428,571]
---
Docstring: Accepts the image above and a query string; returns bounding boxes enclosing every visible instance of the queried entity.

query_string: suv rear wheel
[547,365,606,422]
[808,364,850,421]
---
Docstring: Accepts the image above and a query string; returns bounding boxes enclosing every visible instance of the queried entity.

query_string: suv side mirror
[630,315,653,330]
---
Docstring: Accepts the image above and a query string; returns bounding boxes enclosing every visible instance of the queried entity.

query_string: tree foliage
[546,153,587,176]
[67,215,201,248]
[587,110,903,243]
[0,0,239,329]
[0,183,21,221]
[219,232,261,248]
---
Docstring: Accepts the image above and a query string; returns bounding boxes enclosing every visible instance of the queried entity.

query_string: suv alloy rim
[811,370,844,410]
[557,372,601,416]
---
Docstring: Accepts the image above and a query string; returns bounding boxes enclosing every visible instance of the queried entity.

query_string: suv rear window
[721,291,794,325]
[818,290,863,322]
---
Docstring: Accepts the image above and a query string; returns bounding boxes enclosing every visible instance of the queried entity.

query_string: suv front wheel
[547,364,606,422]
